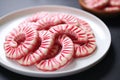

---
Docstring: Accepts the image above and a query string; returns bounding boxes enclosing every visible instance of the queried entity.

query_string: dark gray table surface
[0,0,120,80]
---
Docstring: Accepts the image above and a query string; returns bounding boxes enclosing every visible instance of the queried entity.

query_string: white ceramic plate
[0,5,111,77]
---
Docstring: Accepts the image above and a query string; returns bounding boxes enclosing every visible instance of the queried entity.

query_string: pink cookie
[35,35,74,71]
[17,30,55,66]
[104,6,120,12]
[49,24,88,43]
[4,23,38,59]
[109,0,120,7]
[36,13,62,30]
[84,0,109,9]
[74,31,96,58]
[57,13,79,26]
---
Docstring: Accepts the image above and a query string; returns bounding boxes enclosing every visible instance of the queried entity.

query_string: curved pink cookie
[36,13,62,30]
[57,13,79,26]
[17,12,49,31]
[49,24,88,43]
[104,6,120,12]
[35,35,74,71]
[4,23,38,59]
[45,44,60,59]
[24,12,49,23]
[84,0,109,9]
[74,32,96,58]
[109,0,120,7]
[18,21,40,31]
[77,18,92,33]
[17,30,55,66]
[19,12,49,30]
